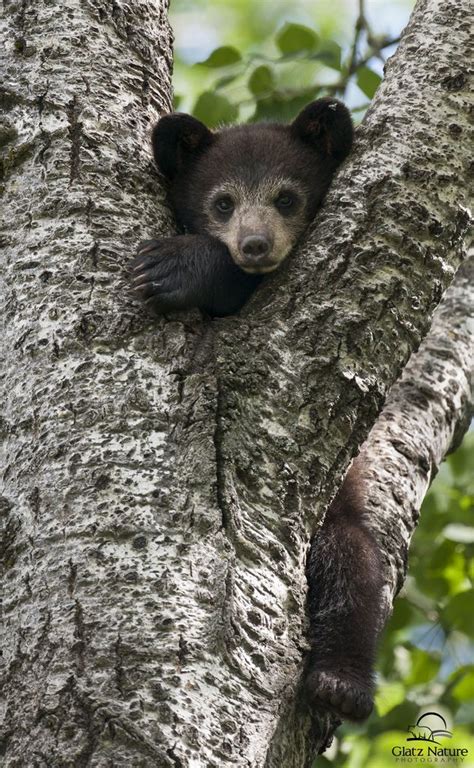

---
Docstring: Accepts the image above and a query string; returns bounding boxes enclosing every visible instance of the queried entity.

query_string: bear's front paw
[128,239,191,313]
[306,666,374,722]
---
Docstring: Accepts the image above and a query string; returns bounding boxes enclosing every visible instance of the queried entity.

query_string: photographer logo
[391,710,469,763]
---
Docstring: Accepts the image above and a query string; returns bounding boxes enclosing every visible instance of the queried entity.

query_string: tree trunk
[1,2,472,768]
[1,1,176,765]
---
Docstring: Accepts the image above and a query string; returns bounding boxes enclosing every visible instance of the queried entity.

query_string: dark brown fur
[306,464,385,720]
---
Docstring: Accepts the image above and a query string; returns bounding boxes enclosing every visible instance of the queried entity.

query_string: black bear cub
[130,98,353,317]
[130,99,386,723]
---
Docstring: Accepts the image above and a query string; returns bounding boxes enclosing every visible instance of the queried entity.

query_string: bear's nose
[240,235,270,260]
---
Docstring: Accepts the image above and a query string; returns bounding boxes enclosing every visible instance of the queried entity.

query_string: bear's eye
[275,192,296,211]
[214,195,234,215]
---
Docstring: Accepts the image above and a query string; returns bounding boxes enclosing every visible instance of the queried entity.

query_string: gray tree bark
[1,1,175,765]
[352,257,473,610]
[0,1,472,768]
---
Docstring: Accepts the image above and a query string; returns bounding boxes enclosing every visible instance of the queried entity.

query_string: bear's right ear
[151,113,214,180]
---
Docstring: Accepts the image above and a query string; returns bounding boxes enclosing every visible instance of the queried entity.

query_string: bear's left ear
[291,98,353,163]
[152,113,214,180]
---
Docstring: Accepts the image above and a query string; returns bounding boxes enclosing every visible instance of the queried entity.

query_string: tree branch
[327,0,401,98]
[356,257,473,604]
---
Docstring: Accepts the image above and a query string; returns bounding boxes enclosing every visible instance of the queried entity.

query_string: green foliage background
[171,0,411,124]
[169,1,474,763]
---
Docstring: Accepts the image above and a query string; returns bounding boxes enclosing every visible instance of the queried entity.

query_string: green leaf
[405,648,440,685]
[448,435,474,479]
[198,46,242,68]
[311,41,342,71]
[375,681,406,717]
[248,65,275,96]
[214,73,240,90]
[442,589,474,635]
[250,87,320,123]
[375,702,419,734]
[384,596,414,632]
[451,667,474,702]
[276,23,318,55]
[193,92,238,128]
[356,65,382,98]
[173,94,183,110]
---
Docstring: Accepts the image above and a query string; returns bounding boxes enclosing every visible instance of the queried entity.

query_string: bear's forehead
[194,124,320,190]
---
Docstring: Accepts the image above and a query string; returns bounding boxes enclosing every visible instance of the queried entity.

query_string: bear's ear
[151,113,214,180]
[291,98,353,163]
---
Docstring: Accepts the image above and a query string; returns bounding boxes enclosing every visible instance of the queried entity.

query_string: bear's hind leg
[305,468,386,721]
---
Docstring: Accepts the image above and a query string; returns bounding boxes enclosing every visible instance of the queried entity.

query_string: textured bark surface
[357,257,473,608]
[0,0,472,767]
[0,1,175,765]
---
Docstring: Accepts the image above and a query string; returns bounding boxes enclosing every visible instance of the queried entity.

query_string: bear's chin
[239,263,280,275]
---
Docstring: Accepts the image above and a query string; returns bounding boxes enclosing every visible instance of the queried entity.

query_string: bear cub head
[152,98,353,275]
